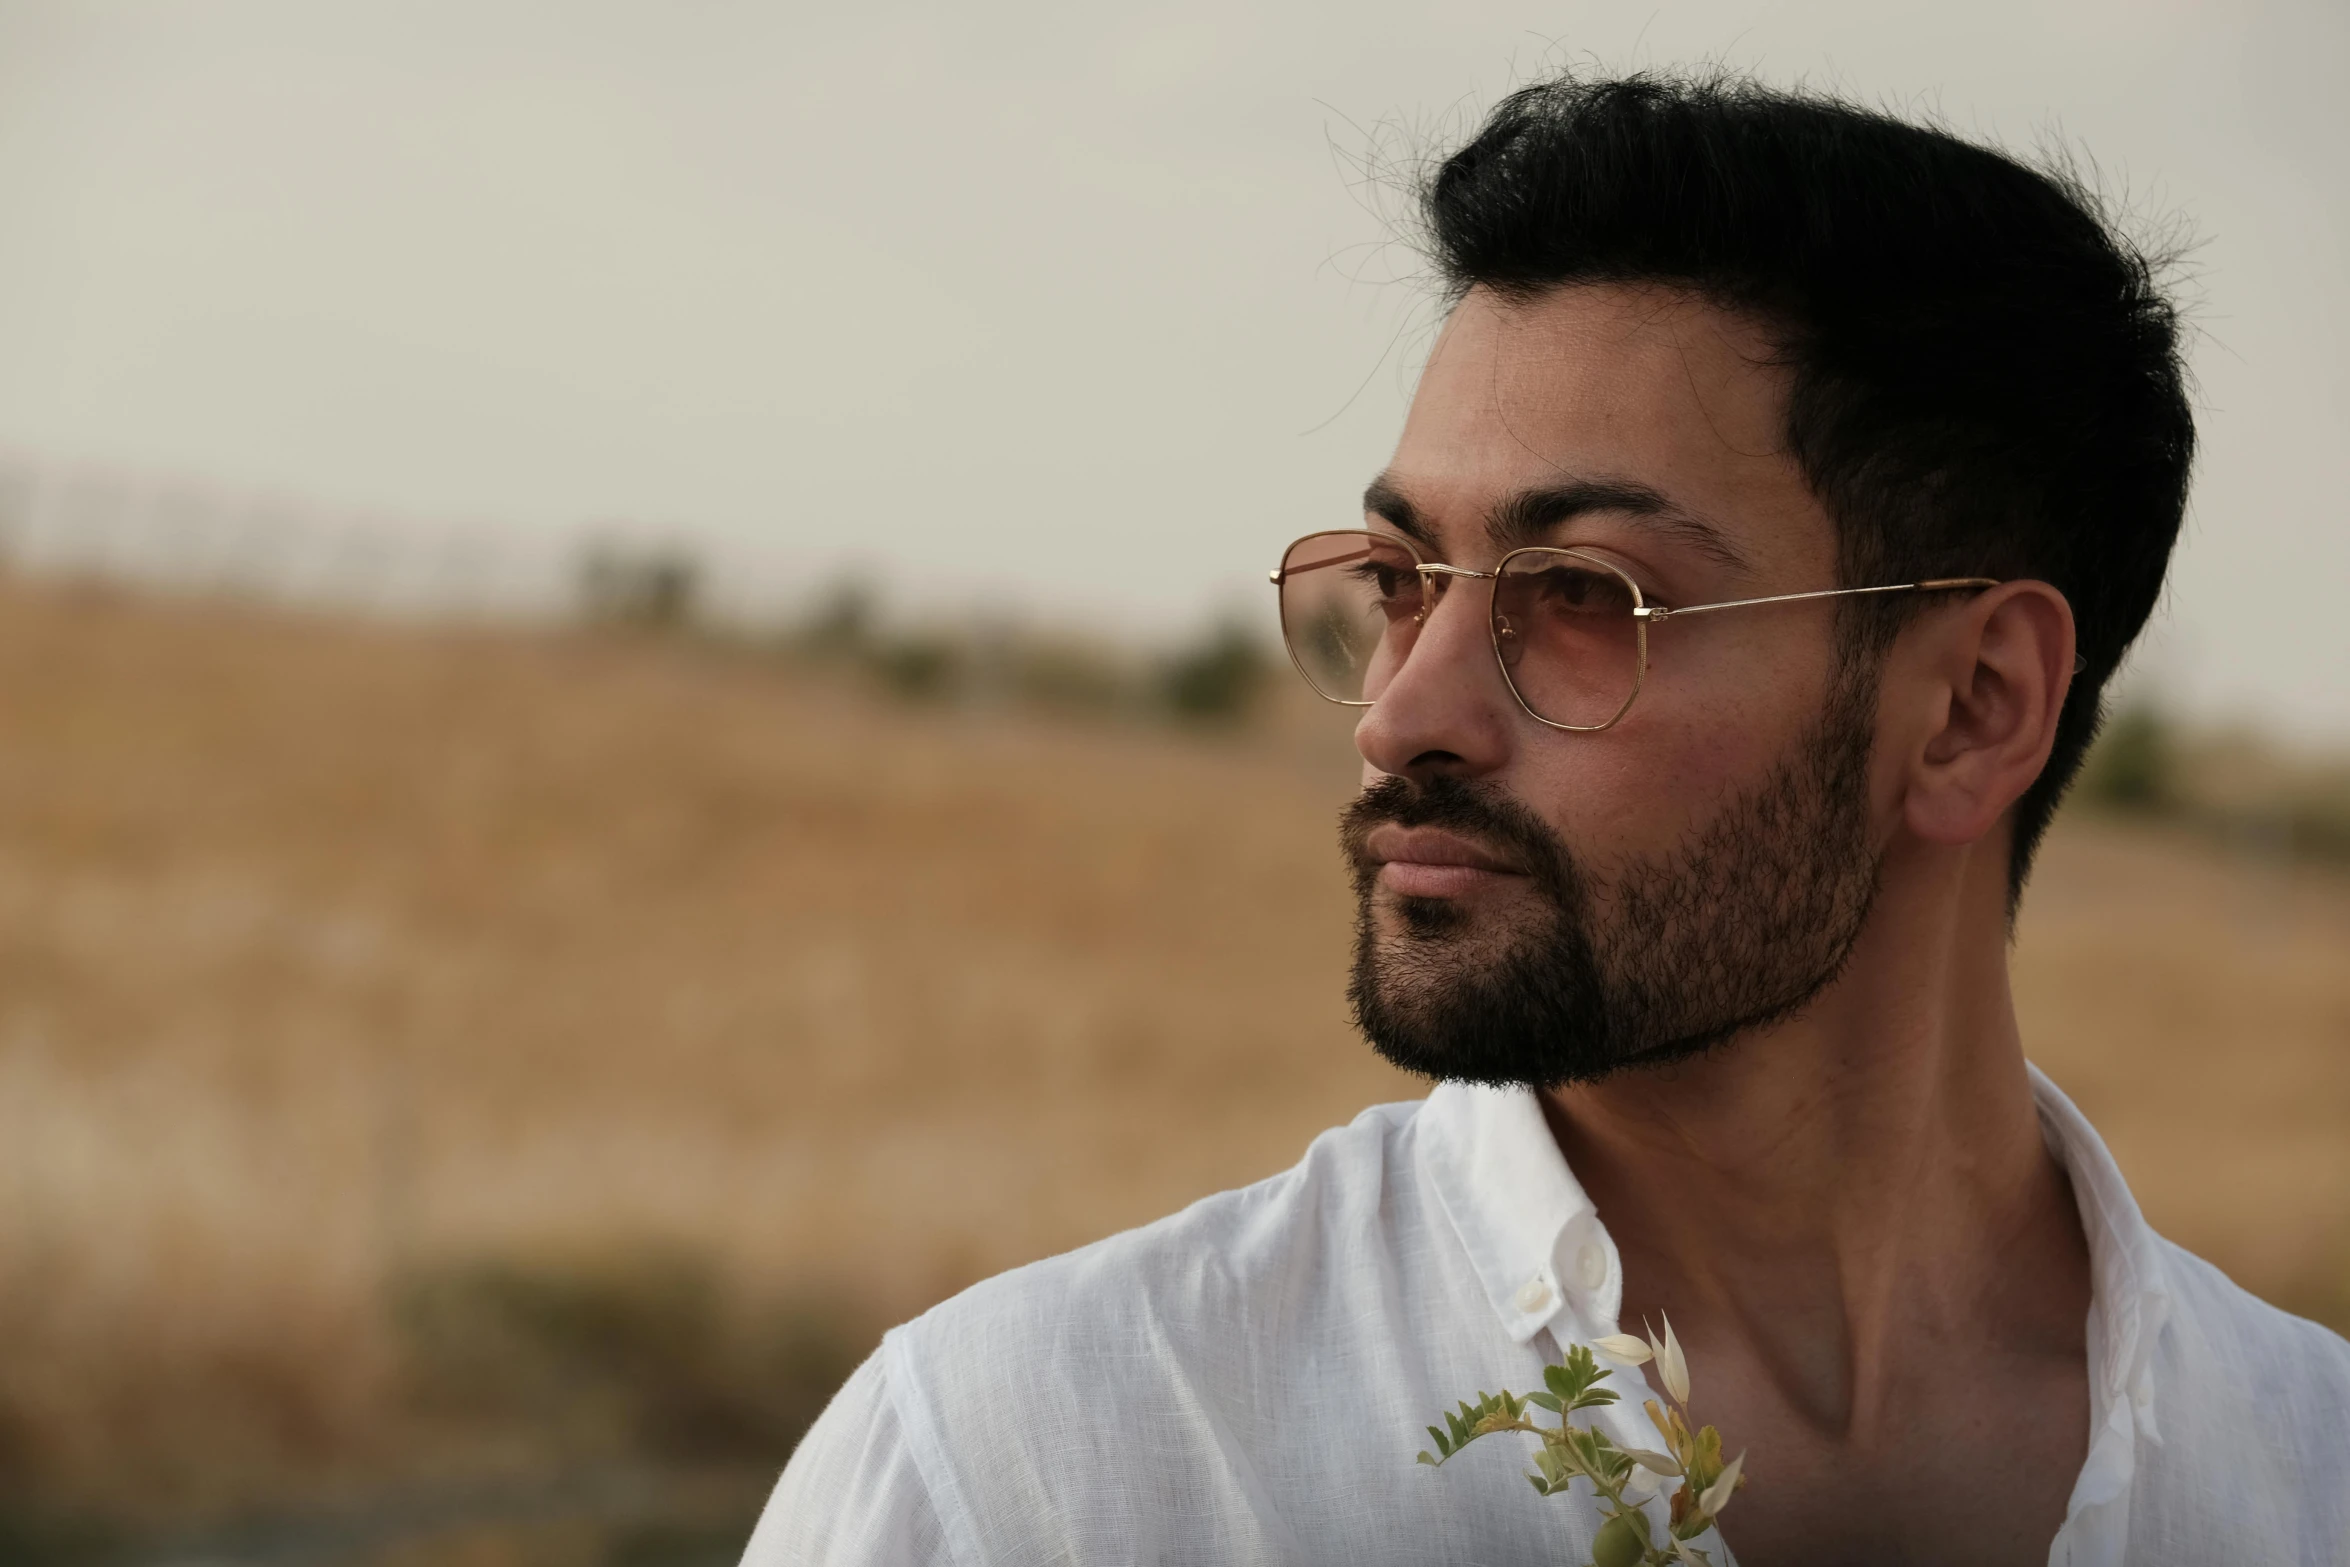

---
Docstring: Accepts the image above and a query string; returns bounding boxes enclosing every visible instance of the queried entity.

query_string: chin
[1376,890,1468,939]
[1387,882,1555,940]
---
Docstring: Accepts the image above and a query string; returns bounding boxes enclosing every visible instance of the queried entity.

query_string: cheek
[1510,667,1819,862]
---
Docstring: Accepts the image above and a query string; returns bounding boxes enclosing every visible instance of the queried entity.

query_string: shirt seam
[880,1323,987,1567]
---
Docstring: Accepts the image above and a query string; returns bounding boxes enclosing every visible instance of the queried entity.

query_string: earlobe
[1899,584,2074,848]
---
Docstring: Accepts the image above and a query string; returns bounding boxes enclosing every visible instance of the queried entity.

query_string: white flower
[1591,1333,1654,1365]
[1699,1449,1746,1518]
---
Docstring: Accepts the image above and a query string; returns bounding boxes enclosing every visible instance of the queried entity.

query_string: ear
[1896,582,2075,847]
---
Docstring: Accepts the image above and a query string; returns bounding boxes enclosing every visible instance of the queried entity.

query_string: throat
[1538,1019,2091,1441]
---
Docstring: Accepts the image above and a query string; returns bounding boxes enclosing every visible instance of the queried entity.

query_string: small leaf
[1698,1449,1745,1519]
[1525,1390,1564,1413]
[1657,1313,1691,1404]
[1416,1451,1436,1466]
[1620,1446,1683,1477]
[1546,1345,1610,1403]
[1570,1386,1621,1411]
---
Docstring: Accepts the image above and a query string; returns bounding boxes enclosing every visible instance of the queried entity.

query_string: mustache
[1339,774,1577,899]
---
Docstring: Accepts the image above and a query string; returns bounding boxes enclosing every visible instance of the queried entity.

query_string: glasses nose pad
[1494,613,1524,669]
[1412,569,1448,627]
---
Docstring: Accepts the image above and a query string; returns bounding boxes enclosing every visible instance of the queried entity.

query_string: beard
[1342,666,1885,1089]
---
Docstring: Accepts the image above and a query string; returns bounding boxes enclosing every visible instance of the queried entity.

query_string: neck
[1542,837,2088,1438]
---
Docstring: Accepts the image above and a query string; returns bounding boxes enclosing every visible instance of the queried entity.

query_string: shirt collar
[1416,1080,1624,1343]
[2029,1063,2171,1424]
[2030,1063,2170,1565]
[1417,1069,2170,1428]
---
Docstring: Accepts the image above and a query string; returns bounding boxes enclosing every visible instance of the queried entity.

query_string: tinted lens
[1491,550,1643,729]
[1278,531,1425,703]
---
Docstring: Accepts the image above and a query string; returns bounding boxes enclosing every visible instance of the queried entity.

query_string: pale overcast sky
[0,0,2342,736]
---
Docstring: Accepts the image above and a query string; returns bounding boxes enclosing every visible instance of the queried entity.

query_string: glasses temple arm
[1636,578,1999,622]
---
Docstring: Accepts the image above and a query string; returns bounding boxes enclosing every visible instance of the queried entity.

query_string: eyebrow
[1359,476,1439,550]
[1362,473,1753,574]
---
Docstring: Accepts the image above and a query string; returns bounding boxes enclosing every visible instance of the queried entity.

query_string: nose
[1353,570,1516,782]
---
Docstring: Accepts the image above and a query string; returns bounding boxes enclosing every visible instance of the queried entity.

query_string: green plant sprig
[1415,1320,1746,1567]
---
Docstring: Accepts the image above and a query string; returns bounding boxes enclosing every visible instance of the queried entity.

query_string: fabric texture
[743,1068,2350,1566]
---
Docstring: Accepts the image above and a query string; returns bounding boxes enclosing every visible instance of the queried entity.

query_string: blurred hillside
[0,573,2345,1565]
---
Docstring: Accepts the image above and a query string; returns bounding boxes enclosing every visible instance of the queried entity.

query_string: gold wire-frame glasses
[1269,528,1998,733]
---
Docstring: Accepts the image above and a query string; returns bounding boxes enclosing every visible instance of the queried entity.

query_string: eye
[1340,546,1426,616]
[1523,563,1636,615]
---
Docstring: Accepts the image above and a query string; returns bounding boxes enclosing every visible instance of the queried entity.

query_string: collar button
[1513,1277,1554,1314]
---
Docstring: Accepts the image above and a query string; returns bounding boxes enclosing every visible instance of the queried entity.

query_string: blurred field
[1,576,2345,1560]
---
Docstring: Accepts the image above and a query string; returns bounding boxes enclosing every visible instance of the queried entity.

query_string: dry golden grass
[0,576,2343,1528]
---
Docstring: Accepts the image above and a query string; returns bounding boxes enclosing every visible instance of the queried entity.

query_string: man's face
[1344,284,1892,1087]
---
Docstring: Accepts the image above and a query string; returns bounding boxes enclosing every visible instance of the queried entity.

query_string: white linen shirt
[745,1068,2350,1565]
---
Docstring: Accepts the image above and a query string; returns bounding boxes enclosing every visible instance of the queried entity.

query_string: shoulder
[2129,1240,2350,1558]
[2153,1237,2350,1418]
[744,1350,956,1566]
[850,1099,1436,1552]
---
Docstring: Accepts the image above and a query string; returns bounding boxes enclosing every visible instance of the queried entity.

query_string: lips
[1362,824,1528,897]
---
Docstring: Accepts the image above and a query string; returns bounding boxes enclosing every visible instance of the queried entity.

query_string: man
[747,74,2350,1566]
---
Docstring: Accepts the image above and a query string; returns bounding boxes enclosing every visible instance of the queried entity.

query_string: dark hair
[1423,72,2194,902]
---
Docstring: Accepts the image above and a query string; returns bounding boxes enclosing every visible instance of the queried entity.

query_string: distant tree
[795,580,876,657]
[876,635,960,701]
[1160,620,1270,724]
[578,543,701,631]
[2078,705,2173,810]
